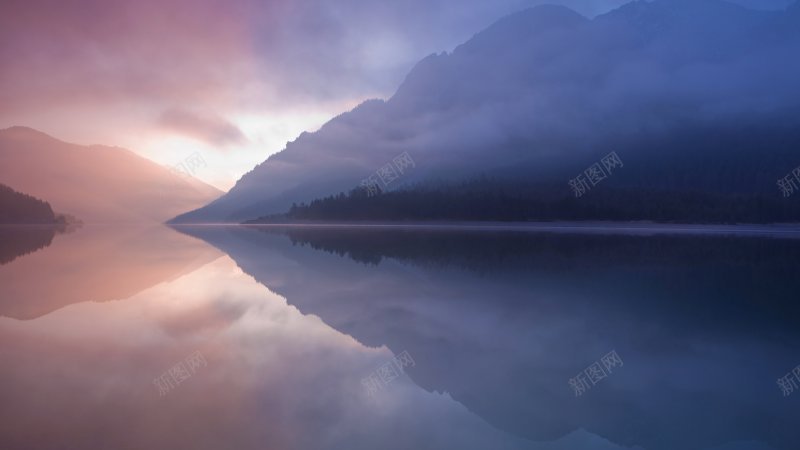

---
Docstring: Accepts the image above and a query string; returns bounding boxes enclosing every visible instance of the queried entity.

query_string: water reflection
[179,225,800,450]
[1,224,797,450]
[0,225,63,265]
[0,235,620,450]
[0,225,221,319]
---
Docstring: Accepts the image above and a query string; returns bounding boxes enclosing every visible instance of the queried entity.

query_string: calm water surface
[1,224,799,450]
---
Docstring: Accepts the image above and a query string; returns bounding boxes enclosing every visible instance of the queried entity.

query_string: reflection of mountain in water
[177,225,799,450]
[277,225,800,271]
[0,226,61,265]
[0,226,222,319]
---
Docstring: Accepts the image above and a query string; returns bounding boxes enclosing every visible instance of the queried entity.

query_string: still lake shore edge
[165,221,800,237]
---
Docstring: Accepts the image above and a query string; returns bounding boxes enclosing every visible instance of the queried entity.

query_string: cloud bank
[157,108,247,148]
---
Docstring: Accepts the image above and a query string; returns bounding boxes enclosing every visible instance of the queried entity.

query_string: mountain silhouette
[0,183,73,265]
[0,126,222,223]
[173,0,800,223]
[0,182,65,225]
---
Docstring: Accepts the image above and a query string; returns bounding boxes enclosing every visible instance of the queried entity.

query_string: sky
[0,0,794,190]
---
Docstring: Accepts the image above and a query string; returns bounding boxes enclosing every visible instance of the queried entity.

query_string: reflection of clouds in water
[0,256,643,450]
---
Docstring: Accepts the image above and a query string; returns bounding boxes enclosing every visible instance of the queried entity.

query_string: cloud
[157,108,247,148]
[2,0,794,189]
[0,0,646,117]
[2,0,793,116]
[0,0,255,113]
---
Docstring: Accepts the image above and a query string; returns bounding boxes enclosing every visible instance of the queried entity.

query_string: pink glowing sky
[1,0,790,190]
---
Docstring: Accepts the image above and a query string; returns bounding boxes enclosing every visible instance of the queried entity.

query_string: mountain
[172,0,800,224]
[0,183,78,266]
[0,127,222,223]
[246,176,800,224]
[0,183,63,224]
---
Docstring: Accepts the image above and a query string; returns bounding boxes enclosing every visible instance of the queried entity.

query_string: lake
[1,224,799,450]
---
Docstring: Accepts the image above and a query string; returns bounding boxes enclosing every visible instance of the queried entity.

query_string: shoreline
[170,221,800,237]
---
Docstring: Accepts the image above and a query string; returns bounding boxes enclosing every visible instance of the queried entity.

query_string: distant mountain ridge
[0,126,222,223]
[173,0,800,223]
